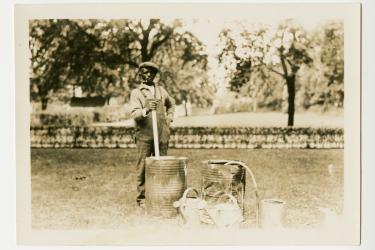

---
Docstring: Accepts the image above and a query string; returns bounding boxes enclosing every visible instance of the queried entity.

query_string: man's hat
[139,61,159,72]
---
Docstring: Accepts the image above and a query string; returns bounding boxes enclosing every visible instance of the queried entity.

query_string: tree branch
[267,66,284,77]
[138,20,144,32]
[149,29,173,59]
[285,57,300,74]
[286,58,293,67]
[71,21,101,48]
[122,60,139,68]
[257,61,284,77]
[140,20,154,61]
[278,30,289,78]
[279,49,289,78]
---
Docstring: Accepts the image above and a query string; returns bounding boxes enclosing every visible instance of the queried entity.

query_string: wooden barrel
[145,156,187,218]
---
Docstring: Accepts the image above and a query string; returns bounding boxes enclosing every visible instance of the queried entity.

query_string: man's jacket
[130,83,175,143]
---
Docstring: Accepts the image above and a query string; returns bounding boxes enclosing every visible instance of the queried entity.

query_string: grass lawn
[31,148,343,230]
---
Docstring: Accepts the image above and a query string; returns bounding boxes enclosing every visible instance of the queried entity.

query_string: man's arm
[130,89,147,121]
[163,88,176,122]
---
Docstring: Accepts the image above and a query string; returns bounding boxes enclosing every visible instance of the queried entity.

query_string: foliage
[30,109,95,127]
[218,20,344,125]
[29,19,212,109]
[30,106,131,127]
[239,68,284,111]
[212,98,255,114]
[297,21,344,109]
[92,106,131,123]
[152,30,215,106]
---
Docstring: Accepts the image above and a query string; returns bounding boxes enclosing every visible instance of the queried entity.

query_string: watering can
[205,193,243,228]
[173,188,207,226]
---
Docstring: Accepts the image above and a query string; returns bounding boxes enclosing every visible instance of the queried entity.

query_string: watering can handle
[217,193,238,204]
[182,187,200,200]
[174,187,199,208]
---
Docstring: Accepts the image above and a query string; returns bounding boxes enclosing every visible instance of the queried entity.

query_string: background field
[31,148,343,230]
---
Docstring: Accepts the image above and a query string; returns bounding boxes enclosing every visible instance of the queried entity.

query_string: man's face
[140,67,157,85]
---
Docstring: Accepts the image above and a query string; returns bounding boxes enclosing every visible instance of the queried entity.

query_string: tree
[239,67,284,111]
[29,19,212,110]
[295,21,344,111]
[153,30,214,107]
[29,19,125,109]
[218,27,284,112]
[320,21,344,108]
[269,21,313,125]
[29,19,73,110]
[219,20,313,126]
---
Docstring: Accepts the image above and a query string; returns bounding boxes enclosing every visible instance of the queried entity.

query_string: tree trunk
[184,101,188,117]
[253,100,257,112]
[41,98,48,110]
[252,91,258,112]
[286,75,296,126]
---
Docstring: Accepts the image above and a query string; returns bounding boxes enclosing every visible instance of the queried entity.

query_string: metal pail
[201,160,246,209]
[145,156,187,218]
[259,199,285,229]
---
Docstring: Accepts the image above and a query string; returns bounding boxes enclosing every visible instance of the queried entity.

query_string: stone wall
[30,126,344,149]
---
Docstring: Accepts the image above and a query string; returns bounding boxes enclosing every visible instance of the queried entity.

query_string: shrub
[92,105,131,123]
[213,101,255,114]
[30,105,132,127]
[31,110,95,127]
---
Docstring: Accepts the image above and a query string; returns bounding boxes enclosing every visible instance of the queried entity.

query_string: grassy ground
[101,112,344,128]
[31,148,343,230]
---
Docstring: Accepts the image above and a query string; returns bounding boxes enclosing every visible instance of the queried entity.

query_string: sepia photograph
[15,3,361,245]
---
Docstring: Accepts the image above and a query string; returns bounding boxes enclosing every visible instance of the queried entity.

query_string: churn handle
[151,108,160,158]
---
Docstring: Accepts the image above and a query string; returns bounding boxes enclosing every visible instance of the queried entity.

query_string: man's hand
[145,99,158,113]
[166,117,173,127]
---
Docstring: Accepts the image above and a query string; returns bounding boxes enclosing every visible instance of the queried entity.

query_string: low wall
[30,126,344,149]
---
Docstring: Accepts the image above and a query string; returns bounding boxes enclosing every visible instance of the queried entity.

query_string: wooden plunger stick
[151,109,160,158]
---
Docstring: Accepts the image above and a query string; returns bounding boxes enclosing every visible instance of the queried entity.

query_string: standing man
[130,62,175,208]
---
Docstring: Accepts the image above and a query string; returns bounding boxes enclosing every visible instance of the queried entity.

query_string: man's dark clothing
[130,83,175,204]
